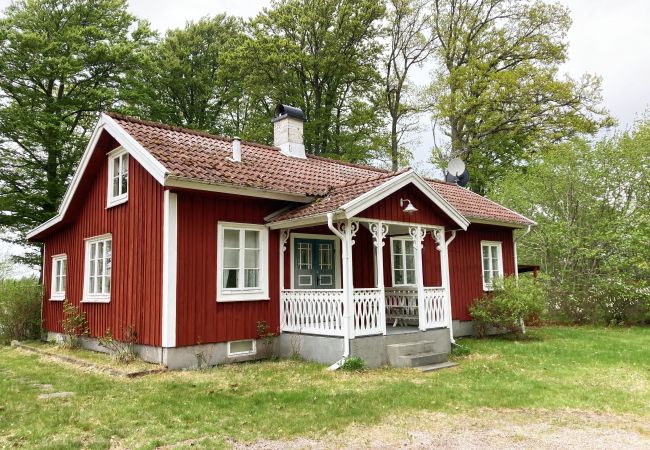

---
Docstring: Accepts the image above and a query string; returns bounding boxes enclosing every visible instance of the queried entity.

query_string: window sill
[107,196,128,209]
[217,294,270,303]
[49,296,65,302]
[81,296,111,304]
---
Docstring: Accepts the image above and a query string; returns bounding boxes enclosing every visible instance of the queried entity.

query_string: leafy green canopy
[428,0,613,193]
[0,0,153,267]
[492,123,650,323]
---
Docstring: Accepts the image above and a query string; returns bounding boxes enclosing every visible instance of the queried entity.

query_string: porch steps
[418,361,458,372]
[387,340,453,370]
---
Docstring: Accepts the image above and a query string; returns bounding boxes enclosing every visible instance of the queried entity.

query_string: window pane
[97,257,104,277]
[404,240,414,255]
[245,269,259,288]
[90,260,95,278]
[90,242,96,259]
[244,249,259,268]
[482,246,490,258]
[244,230,259,249]
[298,243,312,269]
[89,276,95,293]
[61,259,67,276]
[61,274,66,292]
[394,269,404,285]
[405,253,415,270]
[484,271,492,285]
[224,229,239,248]
[319,244,332,269]
[406,269,416,285]
[224,249,240,268]
[105,275,111,294]
[393,253,403,270]
[224,269,238,288]
[121,154,128,195]
[392,240,402,255]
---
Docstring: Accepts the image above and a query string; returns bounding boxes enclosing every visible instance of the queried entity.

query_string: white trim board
[162,191,178,348]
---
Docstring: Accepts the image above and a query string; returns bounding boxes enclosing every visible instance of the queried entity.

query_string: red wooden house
[28,105,534,369]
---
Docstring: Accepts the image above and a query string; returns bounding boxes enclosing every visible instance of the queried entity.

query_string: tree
[492,124,650,323]
[123,15,254,137]
[384,0,437,171]
[244,0,387,162]
[0,0,152,268]
[428,0,612,193]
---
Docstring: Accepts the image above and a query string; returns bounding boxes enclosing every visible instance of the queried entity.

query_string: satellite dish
[445,158,470,187]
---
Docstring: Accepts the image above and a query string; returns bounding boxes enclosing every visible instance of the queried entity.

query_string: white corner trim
[26,115,170,240]
[162,191,178,348]
[340,171,470,230]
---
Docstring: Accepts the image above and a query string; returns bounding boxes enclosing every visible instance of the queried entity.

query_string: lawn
[1,326,649,449]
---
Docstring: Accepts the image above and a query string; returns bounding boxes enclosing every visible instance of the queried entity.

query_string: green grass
[1,326,649,449]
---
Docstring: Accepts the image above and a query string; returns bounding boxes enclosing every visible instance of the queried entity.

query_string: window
[50,255,67,301]
[83,235,112,302]
[481,241,503,291]
[217,223,269,302]
[228,339,256,356]
[107,148,128,207]
[391,237,416,286]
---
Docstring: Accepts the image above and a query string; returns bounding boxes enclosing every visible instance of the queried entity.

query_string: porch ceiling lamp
[400,198,417,214]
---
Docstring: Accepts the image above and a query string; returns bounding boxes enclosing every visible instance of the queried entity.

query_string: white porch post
[409,226,427,331]
[370,221,388,335]
[433,228,456,342]
[339,220,359,339]
[279,229,290,332]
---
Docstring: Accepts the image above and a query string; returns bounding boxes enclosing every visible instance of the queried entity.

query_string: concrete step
[387,340,436,362]
[395,351,448,368]
[418,361,458,372]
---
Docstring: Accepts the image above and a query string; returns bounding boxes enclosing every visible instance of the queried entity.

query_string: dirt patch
[227,409,650,450]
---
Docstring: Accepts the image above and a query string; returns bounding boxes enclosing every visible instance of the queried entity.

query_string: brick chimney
[272,104,306,159]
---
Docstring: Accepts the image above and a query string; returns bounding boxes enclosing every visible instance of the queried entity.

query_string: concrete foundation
[45,332,276,369]
[279,327,451,368]
[453,320,475,337]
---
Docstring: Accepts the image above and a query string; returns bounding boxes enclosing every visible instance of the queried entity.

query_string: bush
[469,275,546,338]
[0,278,42,344]
[98,325,138,363]
[341,356,365,371]
[450,343,471,357]
[61,300,88,348]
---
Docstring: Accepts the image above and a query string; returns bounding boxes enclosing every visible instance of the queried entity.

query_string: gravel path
[226,409,650,450]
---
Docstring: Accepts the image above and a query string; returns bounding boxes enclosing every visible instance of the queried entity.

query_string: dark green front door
[294,238,336,289]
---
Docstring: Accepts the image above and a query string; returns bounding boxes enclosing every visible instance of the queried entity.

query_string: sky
[2,0,650,274]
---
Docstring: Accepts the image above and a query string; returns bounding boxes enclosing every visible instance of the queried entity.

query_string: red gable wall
[41,133,165,346]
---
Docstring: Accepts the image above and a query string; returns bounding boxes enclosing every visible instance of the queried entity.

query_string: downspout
[513,225,532,333]
[327,212,349,370]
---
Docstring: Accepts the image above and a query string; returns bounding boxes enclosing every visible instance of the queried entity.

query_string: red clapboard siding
[41,132,164,346]
[448,225,515,321]
[174,191,285,346]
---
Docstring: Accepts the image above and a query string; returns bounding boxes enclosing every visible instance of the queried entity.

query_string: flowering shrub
[470,275,546,337]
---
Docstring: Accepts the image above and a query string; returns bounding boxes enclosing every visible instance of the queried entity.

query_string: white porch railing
[280,289,344,336]
[422,287,447,329]
[281,286,447,337]
[353,288,383,336]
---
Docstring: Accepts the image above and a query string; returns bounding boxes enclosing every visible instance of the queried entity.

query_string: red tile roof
[108,113,534,227]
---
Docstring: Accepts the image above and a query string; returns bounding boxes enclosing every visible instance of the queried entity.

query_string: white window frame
[217,222,269,302]
[83,234,112,303]
[50,254,67,301]
[390,236,417,287]
[107,147,129,208]
[227,339,257,357]
[481,240,504,291]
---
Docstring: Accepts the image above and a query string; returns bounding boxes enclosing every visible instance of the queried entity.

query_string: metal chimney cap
[272,104,305,122]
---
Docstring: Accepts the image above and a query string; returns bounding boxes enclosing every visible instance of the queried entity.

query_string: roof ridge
[306,154,389,174]
[332,167,409,189]
[105,112,280,152]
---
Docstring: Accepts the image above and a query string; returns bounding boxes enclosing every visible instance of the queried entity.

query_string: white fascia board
[467,217,536,229]
[267,212,345,230]
[340,171,470,230]
[26,115,170,240]
[165,177,314,203]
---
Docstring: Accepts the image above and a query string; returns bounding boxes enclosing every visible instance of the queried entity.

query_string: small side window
[228,339,256,356]
[50,254,67,301]
[107,148,128,207]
